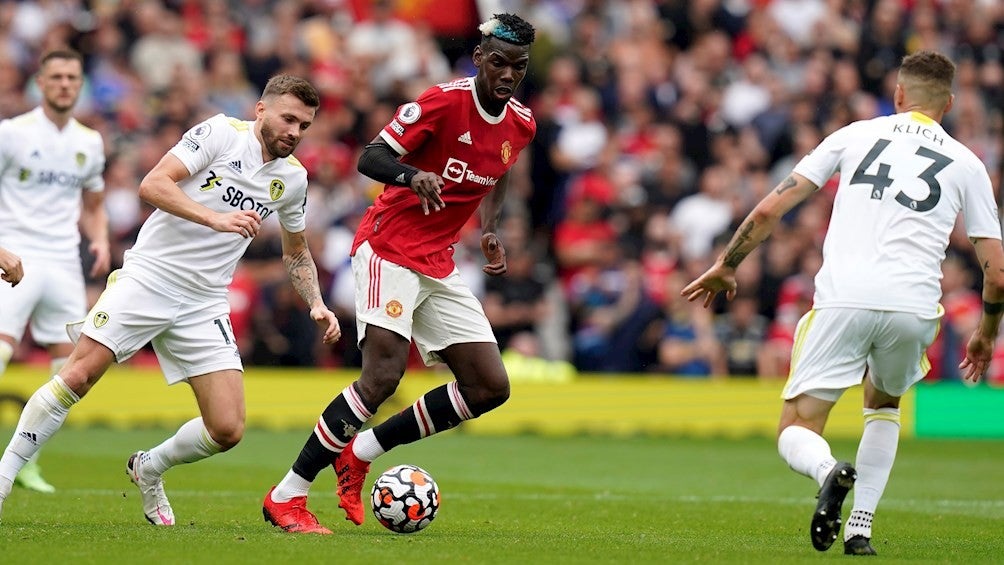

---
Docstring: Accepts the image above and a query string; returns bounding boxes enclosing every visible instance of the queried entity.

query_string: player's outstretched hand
[0,247,23,287]
[311,305,342,344]
[410,171,445,215]
[960,332,994,382]
[680,264,737,308]
[211,210,263,238]
[481,232,507,276]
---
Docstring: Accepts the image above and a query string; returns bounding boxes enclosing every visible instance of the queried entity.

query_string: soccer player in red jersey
[263,13,537,533]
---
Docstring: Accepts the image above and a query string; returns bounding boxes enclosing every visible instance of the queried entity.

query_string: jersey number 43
[850,139,953,212]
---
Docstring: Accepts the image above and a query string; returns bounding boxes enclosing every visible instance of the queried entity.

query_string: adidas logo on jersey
[458,131,472,145]
[228,160,242,174]
[18,431,38,445]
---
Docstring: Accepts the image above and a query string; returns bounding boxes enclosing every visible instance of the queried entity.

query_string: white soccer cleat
[127,451,175,526]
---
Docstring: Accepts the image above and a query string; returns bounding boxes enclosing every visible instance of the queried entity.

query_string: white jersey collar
[32,106,76,134]
[469,77,507,125]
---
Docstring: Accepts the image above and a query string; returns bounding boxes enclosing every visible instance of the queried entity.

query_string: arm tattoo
[723,221,756,269]
[283,245,323,308]
[775,175,797,194]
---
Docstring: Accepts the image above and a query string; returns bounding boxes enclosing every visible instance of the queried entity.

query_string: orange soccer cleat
[333,437,370,525]
[262,486,332,534]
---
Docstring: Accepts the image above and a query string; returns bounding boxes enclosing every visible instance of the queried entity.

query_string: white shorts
[782,307,941,401]
[79,271,242,384]
[0,257,85,345]
[353,240,496,366]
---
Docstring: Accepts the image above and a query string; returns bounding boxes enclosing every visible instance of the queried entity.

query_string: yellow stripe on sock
[864,412,901,424]
[200,428,222,454]
[47,379,76,409]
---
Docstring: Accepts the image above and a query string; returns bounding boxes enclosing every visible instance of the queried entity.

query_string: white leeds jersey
[794,111,1001,318]
[124,113,307,297]
[0,107,105,261]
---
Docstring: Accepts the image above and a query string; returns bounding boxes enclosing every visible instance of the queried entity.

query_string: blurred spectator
[553,171,617,289]
[483,218,550,351]
[128,1,203,92]
[714,292,769,377]
[657,272,726,377]
[569,254,661,373]
[668,164,735,261]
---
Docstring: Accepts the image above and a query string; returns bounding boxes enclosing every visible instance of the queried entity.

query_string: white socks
[777,425,837,487]
[846,407,900,540]
[144,418,222,478]
[0,341,13,376]
[0,376,78,499]
[351,429,385,462]
[271,470,314,503]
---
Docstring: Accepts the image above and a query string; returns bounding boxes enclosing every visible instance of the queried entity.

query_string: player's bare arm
[479,170,510,276]
[682,173,818,307]
[960,237,1004,381]
[280,227,341,345]
[0,246,23,286]
[81,190,110,277]
[139,153,262,238]
[357,137,445,215]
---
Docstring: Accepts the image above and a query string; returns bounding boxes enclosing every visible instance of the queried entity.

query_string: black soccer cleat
[844,535,877,555]
[810,462,856,551]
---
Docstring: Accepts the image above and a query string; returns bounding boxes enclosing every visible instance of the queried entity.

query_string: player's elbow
[137,174,162,206]
[748,205,780,229]
[357,144,383,177]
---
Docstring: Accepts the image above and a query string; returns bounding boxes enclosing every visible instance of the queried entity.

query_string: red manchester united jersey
[352,77,536,278]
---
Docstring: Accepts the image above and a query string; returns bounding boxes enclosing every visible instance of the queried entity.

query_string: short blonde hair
[898,51,955,108]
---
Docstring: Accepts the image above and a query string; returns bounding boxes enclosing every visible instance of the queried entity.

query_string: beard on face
[45,93,77,114]
[261,120,296,158]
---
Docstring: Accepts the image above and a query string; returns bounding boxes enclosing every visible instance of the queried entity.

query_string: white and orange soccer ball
[370,464,440,533]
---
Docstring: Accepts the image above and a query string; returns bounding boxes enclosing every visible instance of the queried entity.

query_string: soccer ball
[370,464,440,533]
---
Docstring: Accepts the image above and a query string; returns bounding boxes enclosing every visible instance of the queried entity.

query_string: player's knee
[208,419,245,451]
[358,351,407,405]
[466,375,510,416]
[356,372,402,407]
[58,363,95,398]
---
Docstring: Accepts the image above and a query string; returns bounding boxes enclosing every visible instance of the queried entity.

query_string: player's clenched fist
[0,247,23,286]
[481,232,507,276]
[410,171,445,215]
[211,210,263,238]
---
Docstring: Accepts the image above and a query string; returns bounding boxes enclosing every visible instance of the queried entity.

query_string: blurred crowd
[2,0,1003,384]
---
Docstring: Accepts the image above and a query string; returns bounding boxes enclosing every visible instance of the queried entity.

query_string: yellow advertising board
[0,366,911,439]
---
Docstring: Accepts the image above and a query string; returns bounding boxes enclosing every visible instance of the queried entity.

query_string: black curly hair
[479,13,536,47]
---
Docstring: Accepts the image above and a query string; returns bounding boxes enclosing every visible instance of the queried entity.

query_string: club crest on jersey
[93,311,109,328]
[385,300,403,318]
[397,102,421,124]
[501,140,512,164]
[18,168,30,182]
[269,179,285,201]
[75,152,86,168]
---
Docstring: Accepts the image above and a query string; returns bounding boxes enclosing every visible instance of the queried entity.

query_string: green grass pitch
[0,427,1002,564]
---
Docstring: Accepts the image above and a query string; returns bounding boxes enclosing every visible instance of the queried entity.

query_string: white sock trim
[352,429,384,462]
